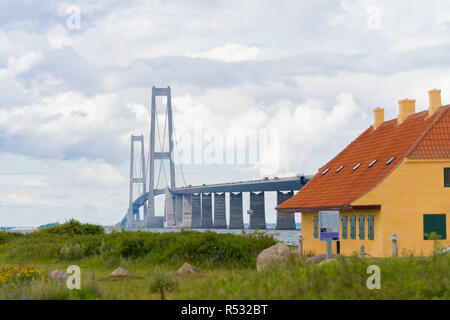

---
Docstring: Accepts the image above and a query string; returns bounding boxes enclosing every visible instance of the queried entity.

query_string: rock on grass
[256,242,290,272]
[109,267,131,278]
[175,263,201,276]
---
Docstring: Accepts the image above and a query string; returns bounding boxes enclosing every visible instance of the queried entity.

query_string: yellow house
[277,89,450,257]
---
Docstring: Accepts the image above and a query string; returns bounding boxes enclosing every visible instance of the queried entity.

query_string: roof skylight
[353,163,361,171]
[386,157,396,165]
[369,160,377,167]
[322,168,330,175]
[336,165,344,173]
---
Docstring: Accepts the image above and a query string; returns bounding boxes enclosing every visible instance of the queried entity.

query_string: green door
[423,214,447,240]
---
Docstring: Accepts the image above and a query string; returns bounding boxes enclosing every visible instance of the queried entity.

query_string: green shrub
[119,238,148,259]
[0,228,276,268]
[0,231,24,245]
[40,219,104,236]
[149,268,178,299]
[60,243,85,261]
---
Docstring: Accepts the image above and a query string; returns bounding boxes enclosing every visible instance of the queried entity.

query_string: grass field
[0,221,448,300]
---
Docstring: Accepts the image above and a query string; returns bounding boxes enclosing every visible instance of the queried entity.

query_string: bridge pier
[191,193,201,228]
[175,194,183,227]
[229,192,244,229]
[249,192,266,229]
[276,191,296,229]
[164,188,176,227]
[201,193,213,228]
[213,193,227,229]
[126,207,134,228]
[182,194,192,228]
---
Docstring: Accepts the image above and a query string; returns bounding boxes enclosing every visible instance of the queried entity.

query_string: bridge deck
[131,176,310,208]
[169,176,310,194]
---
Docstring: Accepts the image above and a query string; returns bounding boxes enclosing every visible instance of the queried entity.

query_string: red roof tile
[408,107,450,158]
[277,105,450,212]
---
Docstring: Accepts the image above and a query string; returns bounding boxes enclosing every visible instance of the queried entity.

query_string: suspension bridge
[119,87,310,229]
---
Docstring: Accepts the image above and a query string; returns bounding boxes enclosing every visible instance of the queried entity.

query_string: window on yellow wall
[445,168,450,187]
[341,216,348,239]
[313,216,318,239]
[368,216,374,240]
[350,216,356,239]
[359,216,365,240]
[424,214,447,240]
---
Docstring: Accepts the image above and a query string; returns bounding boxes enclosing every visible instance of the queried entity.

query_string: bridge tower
[147,86,176,227]
[127,135,147,227]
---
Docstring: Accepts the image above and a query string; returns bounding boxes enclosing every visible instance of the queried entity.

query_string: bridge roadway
[123,175,310,229]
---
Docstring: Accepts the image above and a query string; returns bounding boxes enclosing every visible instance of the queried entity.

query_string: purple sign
[319,211,340,242]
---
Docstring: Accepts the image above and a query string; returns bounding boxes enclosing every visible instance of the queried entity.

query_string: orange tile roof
[277,105,450,212]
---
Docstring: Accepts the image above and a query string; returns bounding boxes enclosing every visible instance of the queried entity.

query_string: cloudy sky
[1,0,450,226]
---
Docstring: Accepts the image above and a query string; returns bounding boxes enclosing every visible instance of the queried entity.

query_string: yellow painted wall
[353,159,450,256]
[301,209,383,256]
[301,159,450,257]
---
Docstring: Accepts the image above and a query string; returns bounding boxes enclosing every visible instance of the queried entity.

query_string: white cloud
[71,162,126,187]
[47,25,76,49]
[171,85,363,175]
[0,175,49,187]
[0,90,149,160]
[0,51,43,79]
[187,43,262,63]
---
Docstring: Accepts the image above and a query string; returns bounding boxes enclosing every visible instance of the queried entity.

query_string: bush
[0,231,24,245]
[149,268,178,299]
[0,228,276,268]
[40,219,104,236]
[60,243,85,261]
[113,229,277,268]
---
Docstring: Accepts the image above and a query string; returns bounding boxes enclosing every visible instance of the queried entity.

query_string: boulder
[256,242,290,272]
[175,263,201,276]
[109,267,130,278]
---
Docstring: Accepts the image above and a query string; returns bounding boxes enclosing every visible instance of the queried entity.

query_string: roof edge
[277,204,381,213]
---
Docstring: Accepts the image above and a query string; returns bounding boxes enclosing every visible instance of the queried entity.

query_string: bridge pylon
[147,86,176,227]
[127,135,147,227]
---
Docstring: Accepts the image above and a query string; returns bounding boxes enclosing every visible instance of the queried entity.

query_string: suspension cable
[172,108,187,186]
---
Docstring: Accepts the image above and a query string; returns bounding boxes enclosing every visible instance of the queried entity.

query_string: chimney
[398,99,416,124]
[428,89,442,115]
[373,107,384,130]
